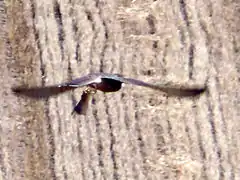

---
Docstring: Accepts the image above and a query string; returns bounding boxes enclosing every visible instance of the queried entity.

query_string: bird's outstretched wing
[12,74,101,99]
[120,77,206,97]
[12,85,77,99]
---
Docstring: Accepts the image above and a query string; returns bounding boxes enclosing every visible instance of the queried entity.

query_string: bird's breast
[89,78,122,92]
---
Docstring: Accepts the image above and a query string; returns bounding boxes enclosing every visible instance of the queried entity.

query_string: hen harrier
[12,72,206,115]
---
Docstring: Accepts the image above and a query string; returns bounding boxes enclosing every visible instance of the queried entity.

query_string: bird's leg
[71,87,97,115]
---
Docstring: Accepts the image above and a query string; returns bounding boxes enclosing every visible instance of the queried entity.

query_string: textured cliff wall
[0,0,239,179]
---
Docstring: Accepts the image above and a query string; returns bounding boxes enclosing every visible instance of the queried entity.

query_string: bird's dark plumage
[12,72,206,115]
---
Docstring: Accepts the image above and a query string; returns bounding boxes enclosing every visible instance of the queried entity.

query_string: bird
[12,72,206,115]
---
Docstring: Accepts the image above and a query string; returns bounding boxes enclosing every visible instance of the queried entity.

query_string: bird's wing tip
[11,87,24,93]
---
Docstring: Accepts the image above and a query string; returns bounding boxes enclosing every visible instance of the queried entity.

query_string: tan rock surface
[0,0,239,179]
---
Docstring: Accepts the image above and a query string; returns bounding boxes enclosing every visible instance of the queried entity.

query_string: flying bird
[12,72,206,115]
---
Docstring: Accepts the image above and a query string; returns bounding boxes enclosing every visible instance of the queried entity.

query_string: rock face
[0,1,239,179]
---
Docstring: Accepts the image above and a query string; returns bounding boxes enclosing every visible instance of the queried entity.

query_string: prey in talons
[72,88,96,115]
